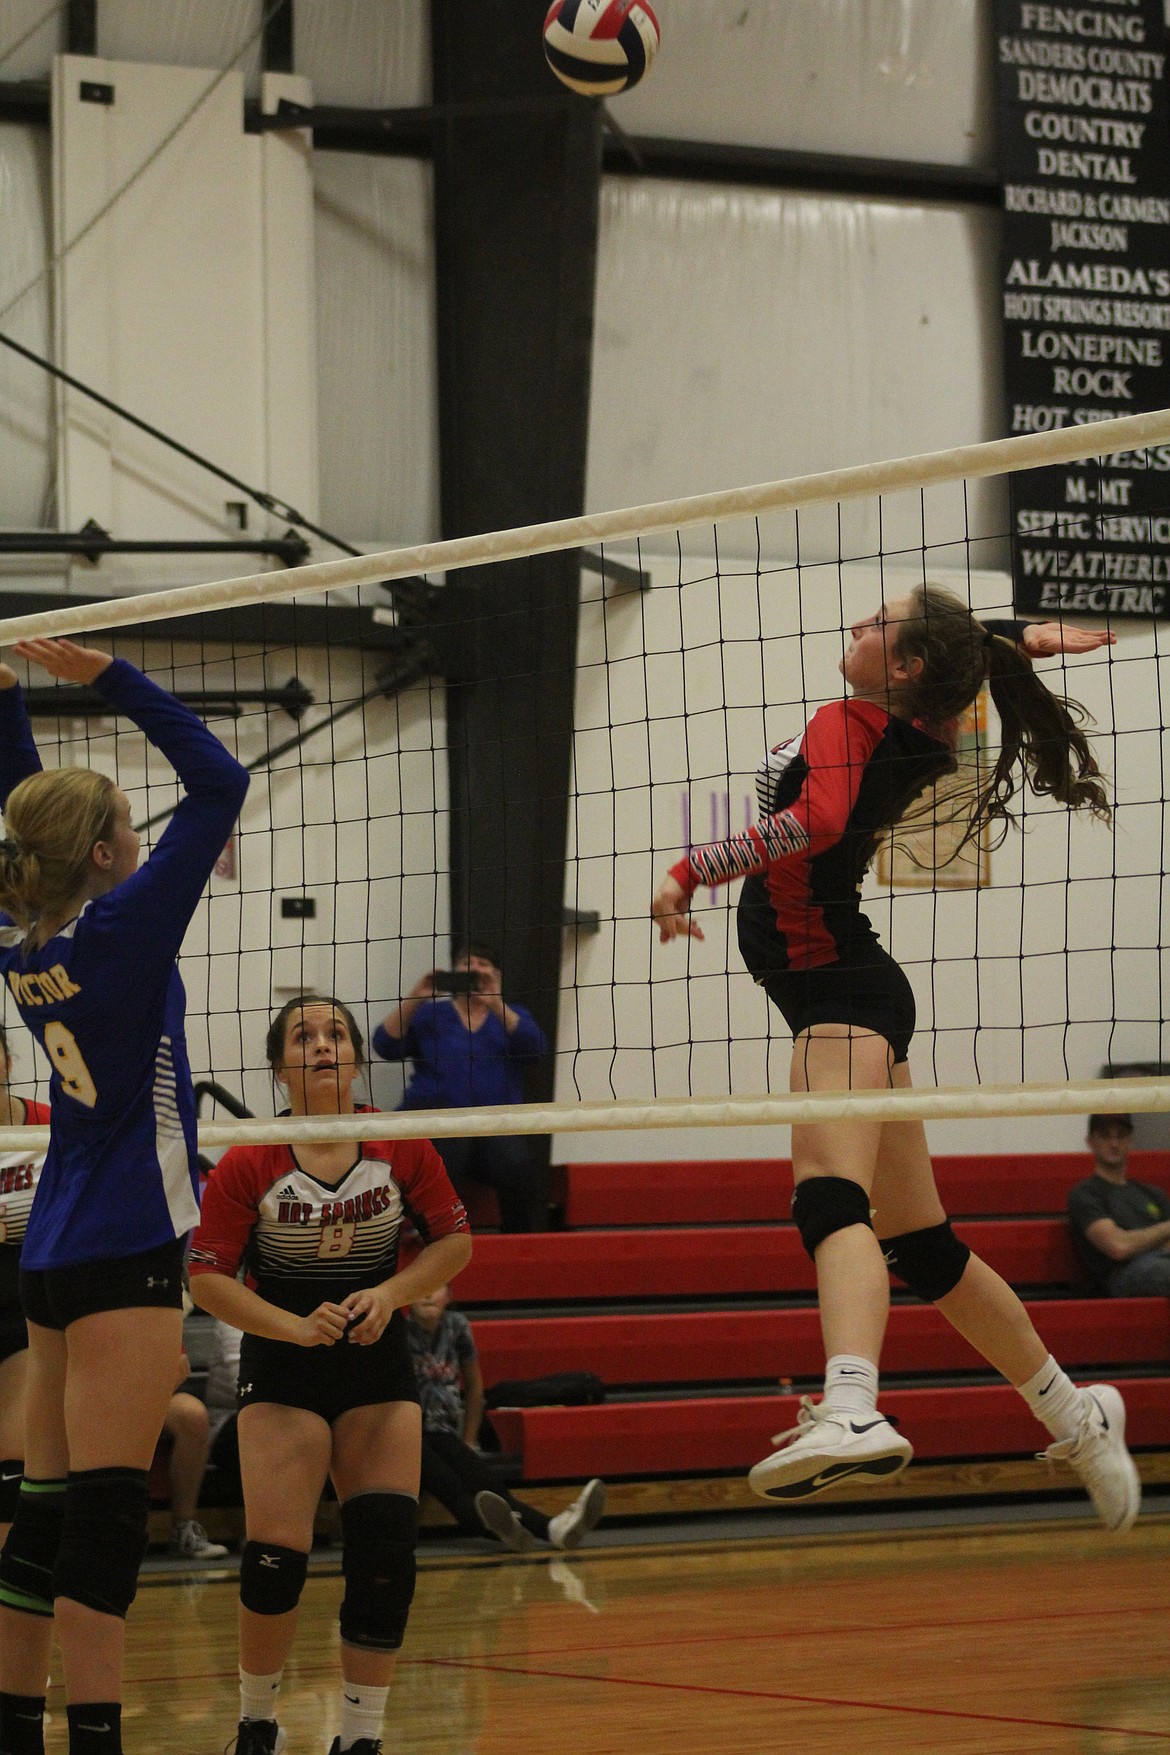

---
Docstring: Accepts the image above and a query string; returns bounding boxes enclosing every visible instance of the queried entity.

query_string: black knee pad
[239,1541,309,1616]
[53,1468,149,1619]
[791,1176,873,1261]
[881,1220,971,1302]
[0,1461,22,1525]
[0,1477,66,1618]
[339,1491,417,1652]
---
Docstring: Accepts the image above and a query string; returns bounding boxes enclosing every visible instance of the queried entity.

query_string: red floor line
[481,1597,1170,1663]
[124,1597,1170,1688]
[413,1656,1170,1740]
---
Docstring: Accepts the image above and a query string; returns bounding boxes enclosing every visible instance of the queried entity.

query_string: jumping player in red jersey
[189,997,471,1755]
[652,587,1141,1532]
[0,638,249,1755]
[0,1026,49,1543]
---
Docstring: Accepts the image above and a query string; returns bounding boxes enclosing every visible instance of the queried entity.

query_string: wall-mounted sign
[997,0,1170,617]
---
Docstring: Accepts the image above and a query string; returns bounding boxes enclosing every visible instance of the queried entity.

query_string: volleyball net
[1,409,1169,1152]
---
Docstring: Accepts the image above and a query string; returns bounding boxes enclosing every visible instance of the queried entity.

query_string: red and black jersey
[189,1112,469,1316]
[671,698,953,972]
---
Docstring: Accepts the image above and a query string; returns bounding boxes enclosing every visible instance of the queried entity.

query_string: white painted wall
[0,124,53,529]
[313,153,438,547]
[614,0,996,167]
[587,181,1005,510]
[50,56,317,591]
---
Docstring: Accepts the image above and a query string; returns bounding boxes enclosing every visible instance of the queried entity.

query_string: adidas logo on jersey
[276,1183,298,1199]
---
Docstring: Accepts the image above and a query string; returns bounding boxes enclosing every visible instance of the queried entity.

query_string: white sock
[239,1667,283,1723]
[340,1681,390,1749]
[822,1354,879,1420]
[1017,1355,1085,1442]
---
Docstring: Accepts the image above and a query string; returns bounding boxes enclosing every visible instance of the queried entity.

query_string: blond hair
[0,768,119,947]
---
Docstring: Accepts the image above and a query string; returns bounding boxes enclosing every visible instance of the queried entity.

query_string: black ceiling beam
[239,94,1003,206]
[0,529,311,566]
[0,590,405,653]
[602,136,1002,208]
[0,78,1002,205]
[0,81,50,124]
[20,678,313,720]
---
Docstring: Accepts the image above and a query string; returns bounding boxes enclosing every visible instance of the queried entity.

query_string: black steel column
[263,0,294,74]
[66,0,97,55]
[431,1,602,1095]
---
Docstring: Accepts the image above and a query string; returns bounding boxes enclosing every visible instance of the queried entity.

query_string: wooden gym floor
[112,1514,1170,1753]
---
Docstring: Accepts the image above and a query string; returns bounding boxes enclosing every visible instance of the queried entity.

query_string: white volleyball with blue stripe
[543,0,660,97]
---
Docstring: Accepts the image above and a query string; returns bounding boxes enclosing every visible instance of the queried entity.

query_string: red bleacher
[490,1378,1170,1481]
[450,1150,1170,1489]
[561,1150,1170,1228]
[474,1298,1170,1389]
[455,1218,1080,1303]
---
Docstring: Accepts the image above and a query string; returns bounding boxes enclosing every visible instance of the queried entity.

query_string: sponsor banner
[996,0,1170,616]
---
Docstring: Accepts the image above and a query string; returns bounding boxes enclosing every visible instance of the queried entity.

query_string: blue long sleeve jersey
[0,660,249,1269]
[372,1000,547,1110]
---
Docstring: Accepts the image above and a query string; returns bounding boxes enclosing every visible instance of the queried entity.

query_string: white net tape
[0,409,1168,643]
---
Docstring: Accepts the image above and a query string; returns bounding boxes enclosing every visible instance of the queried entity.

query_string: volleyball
[542,0,660,97]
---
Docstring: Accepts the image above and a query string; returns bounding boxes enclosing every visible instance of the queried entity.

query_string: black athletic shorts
[756,945,917,1064]
[237,1307,419,1425]
[20,1237,186,1331]
[0,1306,26,1366]
[0,1250,25,1363]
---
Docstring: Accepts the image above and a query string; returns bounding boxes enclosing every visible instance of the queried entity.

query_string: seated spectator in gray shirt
[1068,1113,1170,1296]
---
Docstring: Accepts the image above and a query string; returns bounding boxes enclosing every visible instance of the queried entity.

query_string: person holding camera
[373,945,550,1232]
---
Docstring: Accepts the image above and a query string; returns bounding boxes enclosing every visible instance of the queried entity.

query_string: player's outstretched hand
[297,1300,350,1347]
[12,638,113,684]
[338,1284,394,1345]
[1021,623,1117,659]
[652,873,704,945]
[0,664,17,690]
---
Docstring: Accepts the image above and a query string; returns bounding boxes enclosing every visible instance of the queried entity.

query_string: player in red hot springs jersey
[189,996,471,1755]
[0,1025,49,1541]
[652,586,1140,1535]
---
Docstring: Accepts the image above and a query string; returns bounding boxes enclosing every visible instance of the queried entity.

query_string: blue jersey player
[0,637,248,1755]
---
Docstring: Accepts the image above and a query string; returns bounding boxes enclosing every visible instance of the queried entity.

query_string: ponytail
[0,835,45,936]
[893,583,1110,845]
[0,768,119,948]
[980,633,1110,839]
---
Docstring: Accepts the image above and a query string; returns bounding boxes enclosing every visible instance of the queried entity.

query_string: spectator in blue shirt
[373,944,550,1231]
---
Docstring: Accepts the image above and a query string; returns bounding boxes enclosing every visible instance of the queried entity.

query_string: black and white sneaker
[1040,1383,1141,1534]
[230,1719,286,1755]
[327,1740,381,1754]
[748,1397,913,1501]
[474,1490,541,1552]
